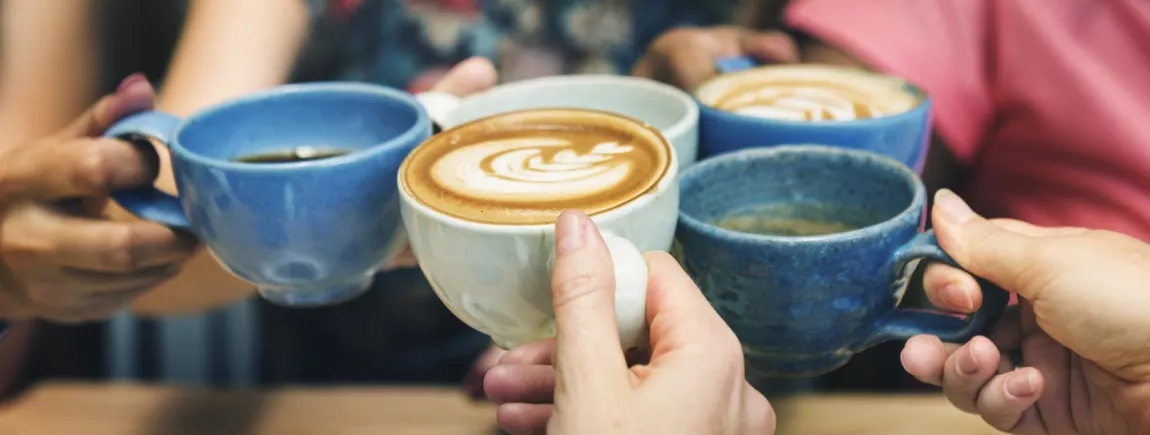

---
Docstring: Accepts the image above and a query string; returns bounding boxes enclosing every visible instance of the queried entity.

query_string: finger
[500,338,555,365]
[900,334,960,386]
[974,368,1043,432]
[985,306,1024,351]
[922,262,981,313]
[739,31,800,63]
[497,403,552,435]
[665,46,719,91]
[941,336,1002,413]
[0,137,158,201]
[40,290,143,324]
[55,265,180,294]
[484,364,556,405]
[58,73,156,139]
[643,252,738,355]
[549,210,628,385]
[630,55,657,79]
[428,57,498,97]
[2,206,198,272]
[931,190,1052,299]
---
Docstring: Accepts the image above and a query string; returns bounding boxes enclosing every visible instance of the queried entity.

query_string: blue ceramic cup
[674,145,1008,377]
[695,56,932,171]
[105,83,430,307]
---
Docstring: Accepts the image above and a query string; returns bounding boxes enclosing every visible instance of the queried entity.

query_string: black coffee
[714,201,880,237]
[235,148,351,163]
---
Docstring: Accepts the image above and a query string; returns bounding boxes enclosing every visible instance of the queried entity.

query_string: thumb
[429,57,498,97]
[550,210,629,387]
[931,189,1050,297]
[57,73,155,139]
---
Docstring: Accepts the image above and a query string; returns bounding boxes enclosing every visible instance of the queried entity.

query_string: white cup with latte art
[398,108,679,350]
[416,75,699,168]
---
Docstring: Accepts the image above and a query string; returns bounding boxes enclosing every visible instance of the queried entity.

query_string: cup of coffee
[417,75,699,167]
[105,83,430,307]
[399,108,679,349]
[695,59,931,171]
[674,145,1008,377]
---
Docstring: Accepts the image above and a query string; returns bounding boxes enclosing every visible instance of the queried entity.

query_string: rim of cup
[676,144,925,243]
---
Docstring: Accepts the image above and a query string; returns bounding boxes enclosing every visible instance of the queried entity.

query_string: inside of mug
[178,88,422,162]
[679,147,917,237]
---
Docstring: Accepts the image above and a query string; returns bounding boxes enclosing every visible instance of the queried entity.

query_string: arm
[126,0,310,316]
[0,0,100,149]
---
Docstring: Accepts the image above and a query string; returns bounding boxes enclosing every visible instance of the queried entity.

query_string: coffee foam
[401,109,671,225]
[696,64,923,122]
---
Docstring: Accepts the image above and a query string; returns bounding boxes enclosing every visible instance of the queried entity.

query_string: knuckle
[653,26,700,48]
[97,226,142,272]
[551,272,609,309]
[71,140,115,193]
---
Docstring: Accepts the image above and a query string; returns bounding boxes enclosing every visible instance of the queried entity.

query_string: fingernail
[1005,371,1037,397]
[957,344,980,375]
[117,73,148,94]
[942,283,975,312]
[934,189,976,224]
[555,210,585,256]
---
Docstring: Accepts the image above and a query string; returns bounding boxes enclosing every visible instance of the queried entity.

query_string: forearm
[0,0,99,148]
[156,0,309,116]
[126,0,309,316]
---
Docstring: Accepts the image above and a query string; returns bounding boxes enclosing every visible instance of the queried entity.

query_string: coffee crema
[401,109,671,225]
[696,64,923,122]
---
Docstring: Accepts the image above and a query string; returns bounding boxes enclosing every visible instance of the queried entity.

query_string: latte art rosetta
[431,137,638,203]
[718,84,887,121]
[400,108,670,225]
[699,65,922,122]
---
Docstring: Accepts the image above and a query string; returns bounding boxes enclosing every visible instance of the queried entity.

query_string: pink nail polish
[117,73,147,94]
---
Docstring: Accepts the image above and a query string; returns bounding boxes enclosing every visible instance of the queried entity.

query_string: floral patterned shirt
[301,0,749,92]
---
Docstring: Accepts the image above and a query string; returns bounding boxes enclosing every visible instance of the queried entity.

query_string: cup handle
[859,230,1010,350]
[714,55,766,75]
[104,111,191,230]
[414,91,461,133]
[595,232,650,351]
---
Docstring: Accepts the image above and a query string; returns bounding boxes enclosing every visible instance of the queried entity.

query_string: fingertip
[901,335,947,385]
[112,73,156,118]
[434,57,498,97]
[961,336,1001,375]
[1004,367,1042,399]
[923,263,982,313]
[497,403,551,435]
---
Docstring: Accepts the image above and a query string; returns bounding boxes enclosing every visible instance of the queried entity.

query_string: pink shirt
[787,0,1150,241]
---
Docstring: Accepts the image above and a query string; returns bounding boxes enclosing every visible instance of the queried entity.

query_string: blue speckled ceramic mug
[674,145,1008,377]
[105,83,430,307]
[696,57,932,172]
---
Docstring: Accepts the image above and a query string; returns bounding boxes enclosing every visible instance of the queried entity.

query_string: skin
[0,77,198,321]
[490,210,774,435]
[486,190,1150,434]
[0,0,100,149]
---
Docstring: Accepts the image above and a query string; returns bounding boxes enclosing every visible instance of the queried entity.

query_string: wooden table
[0,382,1005,434]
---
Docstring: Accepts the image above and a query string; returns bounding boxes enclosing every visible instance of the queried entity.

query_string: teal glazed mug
[674,145,1008,377]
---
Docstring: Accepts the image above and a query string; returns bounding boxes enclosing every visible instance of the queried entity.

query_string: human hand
[906,189,1150,433]
[482,210,774,434]
[632,26,799,91]
[383,56,498,271]
[0,74,199,322]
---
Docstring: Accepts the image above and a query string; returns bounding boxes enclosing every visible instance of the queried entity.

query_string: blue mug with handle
[674,145,1008,377]
[696,56,932,172]
[105,82,430,307]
